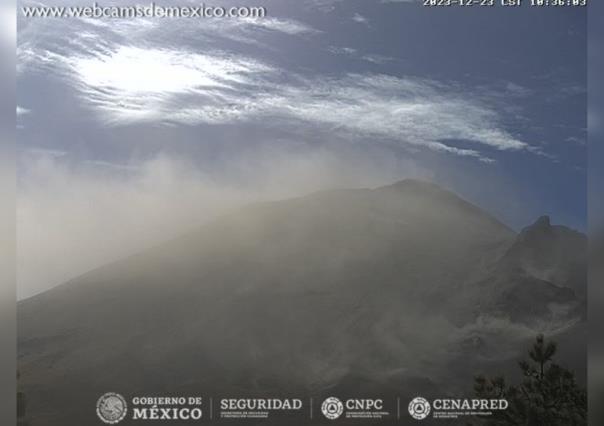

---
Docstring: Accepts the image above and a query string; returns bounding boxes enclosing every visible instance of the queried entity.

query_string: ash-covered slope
[17,180,585,425]
[499,215,587,298]
[459,215,587,326]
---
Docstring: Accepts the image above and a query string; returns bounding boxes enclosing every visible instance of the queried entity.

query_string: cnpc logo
[321,397,385,420]
[321,397,344,420]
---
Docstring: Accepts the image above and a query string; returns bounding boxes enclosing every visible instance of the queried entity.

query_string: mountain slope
[456,215,587,326]
[499,215,587,298]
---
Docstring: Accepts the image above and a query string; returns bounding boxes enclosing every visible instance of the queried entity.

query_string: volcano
[18,180,586,425]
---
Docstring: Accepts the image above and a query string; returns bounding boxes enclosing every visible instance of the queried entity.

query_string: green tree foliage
[473,335,586,425]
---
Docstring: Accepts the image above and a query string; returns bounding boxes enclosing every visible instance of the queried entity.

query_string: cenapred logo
[321,397,344,420]
[408,397,431,420]
[96,393,128,424]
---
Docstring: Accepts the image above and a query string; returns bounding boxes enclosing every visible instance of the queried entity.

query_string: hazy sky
[16,0,587,298]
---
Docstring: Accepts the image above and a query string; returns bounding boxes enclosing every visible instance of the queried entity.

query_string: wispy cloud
[17,2,529,162]
[328,46,395,65]
[361,54,395,64]
[72,46,270,94]
[41,42,529,160]
[352,13,369,26]
[565,136,586,145]
[238,16,319,35]
[67,46,273,123]
[262,74,528,155]
[328,46,358,55]
[17,8,319,72]
[17,106,30,116]
[66,55,527,159]
[24,147,66,158]
[505,82,533,98]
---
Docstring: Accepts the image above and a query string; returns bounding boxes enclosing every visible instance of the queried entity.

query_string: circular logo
[408,397,431,420]
[96,393,128,424]
[321,397,344,420]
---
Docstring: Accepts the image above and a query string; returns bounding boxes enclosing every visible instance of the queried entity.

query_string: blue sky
[16,0,587,296]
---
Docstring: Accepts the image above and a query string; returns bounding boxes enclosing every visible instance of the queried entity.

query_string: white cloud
[67,46,273,123]
[237,17,319,35]
[20,35,529,159]
[16,8,318,74]
[505,82,533,97]
[17,106,30,116]
[72,46,267,93]
[25,147,66,158]
[17,4,528,160]
[328,46,394,65]
[352,13,369,25]
[361,54,395,64]
[17,42,65,75]
[153,73,527,158]
[328,46,358,55]
[66,53,527,157]
[565,136,585,145]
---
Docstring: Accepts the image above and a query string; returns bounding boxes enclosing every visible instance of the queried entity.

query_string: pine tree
[473,334,586,425]
[17,370,28,426]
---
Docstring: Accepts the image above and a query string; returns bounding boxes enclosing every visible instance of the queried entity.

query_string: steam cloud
[17,146,430,299]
